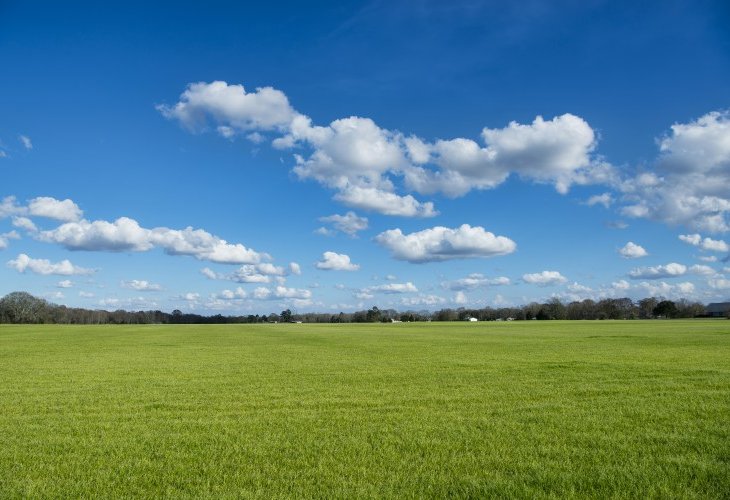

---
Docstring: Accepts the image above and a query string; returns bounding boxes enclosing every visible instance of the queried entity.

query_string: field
[0,320,728,498]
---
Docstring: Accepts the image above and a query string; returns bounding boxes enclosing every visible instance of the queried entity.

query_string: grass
[0,320,728,498]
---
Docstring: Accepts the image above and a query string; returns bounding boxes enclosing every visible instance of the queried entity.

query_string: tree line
[0,291,722,325]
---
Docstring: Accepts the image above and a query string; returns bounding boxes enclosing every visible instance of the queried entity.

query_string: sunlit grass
[1,320,728,497]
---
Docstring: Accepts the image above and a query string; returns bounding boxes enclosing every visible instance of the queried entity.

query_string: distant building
[467,317,478,322]
[706,302,730,317]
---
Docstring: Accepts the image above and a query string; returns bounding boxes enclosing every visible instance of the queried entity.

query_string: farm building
[466,317,478,322]
[706,302,730,317]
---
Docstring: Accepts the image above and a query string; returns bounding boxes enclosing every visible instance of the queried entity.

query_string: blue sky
[1,0,730,314]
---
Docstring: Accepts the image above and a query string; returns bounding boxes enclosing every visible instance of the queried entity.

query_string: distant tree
[0,292,49,323]
[653,300,678,318]
[638,297,658,319]
[280,309,292,322]
[366,306,382,323]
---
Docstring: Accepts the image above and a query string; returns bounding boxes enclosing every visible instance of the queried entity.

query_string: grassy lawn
[0,320,728,498]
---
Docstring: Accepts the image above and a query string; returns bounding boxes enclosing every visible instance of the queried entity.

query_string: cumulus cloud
[586,193,613,208]
[213,287,248,300]
[618,111,730,233]
[316,251,360,271]
[160,81,608,217]
[441,273,510,290]
[635,281,696,298]
[98,296,158,310]
[7,253,95,276]
[453,291,468,304]
[289,262,301,275]
[708,277,730,289]
[678,233,729,252]
[121,280,162,291]
[619,242,648,259]
[200,262,289,283]
[376,224,516,263]
[57,280,73,288]
[688,264,716,276]
[318,211,368,236]
[628,262,687,280]
[157,81,298,133]
[361,282,418,294]
[28,197,83,222]
[39,216,268,265]
[523,270,567,286]
[333,186,437,217]
[400,294,447,306]
[0,196,24,219]
[12,216,37,232]
[250,285,312,300]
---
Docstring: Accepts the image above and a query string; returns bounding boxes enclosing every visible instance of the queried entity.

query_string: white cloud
[708,277,730,289]
[611,279,631,291]
[699,255,718,262]
[213,287,248,300]
[636,281,696,298]
[200,267,218,280]
[200,262,289,283]
[121,280,162,291]
[272,286,312,299]
[629,262,687,280]
[78,291,94,298]
[400,294,447,306]
[98,296,158,310]
[618,111,730,233]
[522,270,567,286]
[39,216,268,265]
[567,282,593,293]
[0,196,24,219]
[7,253,95,276]
[375,224,516,263]
[0,230,20,249]
[57,280,73,288]
[318,211,368,236]
[688,264,716,276]
[453,291,468,304]
[157,81,298,132]
[12,216,37,232]
[316,251,360,271]
[250,285,312,300]
[289,262,301,275]
[333,186,437,217]
[441,273,510,291]
[586,192,613,208]
[361,282,418,294]
[619,242,648,259]
[161,81,610,217]
[678,233,729,252]
[28,197,83,222]
[19,135,32,150]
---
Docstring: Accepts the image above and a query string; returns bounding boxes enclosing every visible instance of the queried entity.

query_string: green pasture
[1,320,728,498]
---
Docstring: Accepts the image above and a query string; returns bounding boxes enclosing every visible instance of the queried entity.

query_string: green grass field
[1,320,728,498]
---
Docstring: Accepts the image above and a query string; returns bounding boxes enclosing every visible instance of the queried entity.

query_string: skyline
[2,1,730,314]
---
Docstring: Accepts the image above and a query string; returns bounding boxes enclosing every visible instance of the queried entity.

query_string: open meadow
[1,320,728,498]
